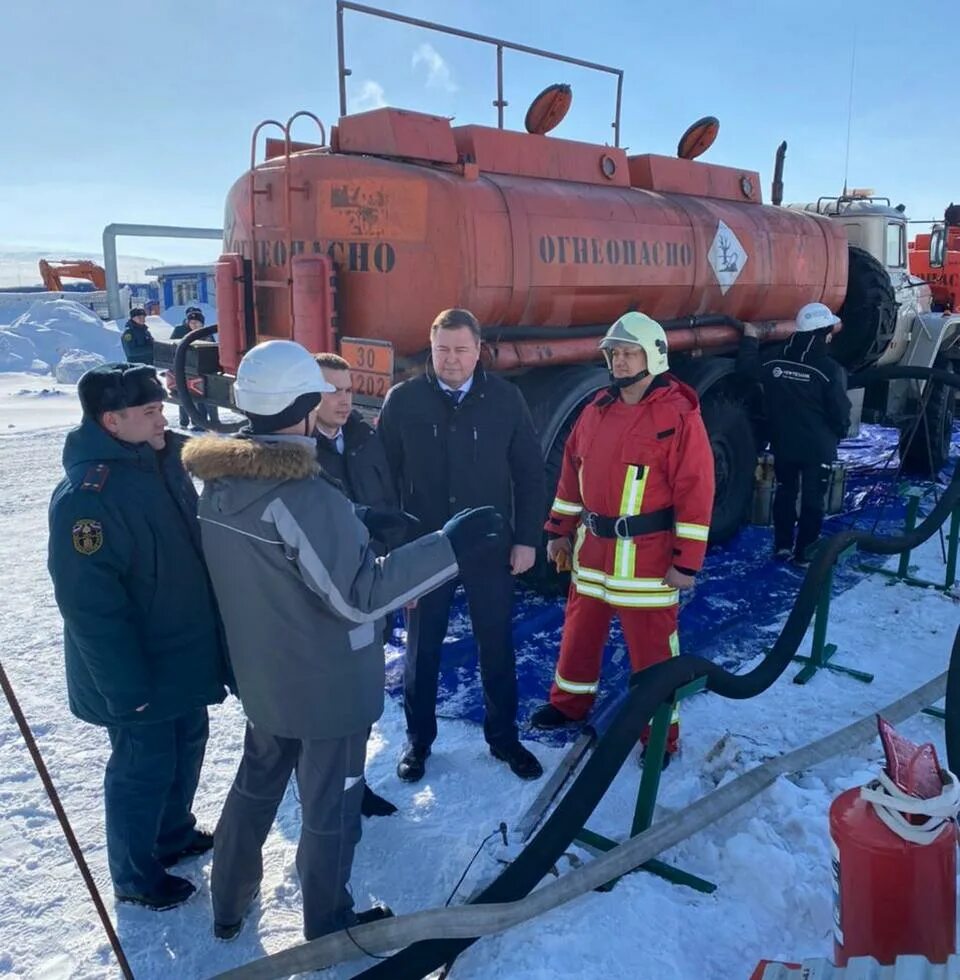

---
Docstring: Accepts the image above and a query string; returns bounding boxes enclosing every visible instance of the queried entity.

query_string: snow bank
[54,350,107,384]
[0,299,123,375]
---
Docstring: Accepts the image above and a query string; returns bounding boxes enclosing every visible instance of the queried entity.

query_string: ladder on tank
[247,112,327,335]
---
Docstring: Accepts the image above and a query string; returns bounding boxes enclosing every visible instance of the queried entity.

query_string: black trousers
[403,552,518,750]
[773,459,832,558]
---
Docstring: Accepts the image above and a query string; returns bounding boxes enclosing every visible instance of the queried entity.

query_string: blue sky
[1,0,957,266]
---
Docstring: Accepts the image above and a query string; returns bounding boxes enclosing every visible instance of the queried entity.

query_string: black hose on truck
[172,325,245,433]
[356,363,960,979]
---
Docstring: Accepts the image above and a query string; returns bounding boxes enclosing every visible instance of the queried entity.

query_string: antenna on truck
[841,26,858,197]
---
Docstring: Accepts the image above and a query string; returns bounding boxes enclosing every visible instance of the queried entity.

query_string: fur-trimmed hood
[182,434,319,514]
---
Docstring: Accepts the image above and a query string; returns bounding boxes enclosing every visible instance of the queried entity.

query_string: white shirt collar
[437,375,474,397]
[317,427,344,453]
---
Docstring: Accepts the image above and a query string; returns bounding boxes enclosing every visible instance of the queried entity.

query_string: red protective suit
[545,376,715,750]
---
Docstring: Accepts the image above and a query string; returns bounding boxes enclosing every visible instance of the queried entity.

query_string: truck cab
[790,193,958,471]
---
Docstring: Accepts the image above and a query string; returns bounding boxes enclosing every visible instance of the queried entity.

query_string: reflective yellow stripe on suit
[676,521,710,541]
[554,672,599,694]
[552,497,583,516]
[613,464,648,579]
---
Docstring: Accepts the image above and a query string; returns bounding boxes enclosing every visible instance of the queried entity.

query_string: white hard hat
[233,340,334,416]
[598,312,669,376]
[795,302,841,333]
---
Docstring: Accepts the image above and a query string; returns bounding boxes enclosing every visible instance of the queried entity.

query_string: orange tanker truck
[160,3,960,548]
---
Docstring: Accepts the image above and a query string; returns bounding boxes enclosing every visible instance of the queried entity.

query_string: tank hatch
[628,154,763,204]
[335,107,459,164]
[452,125,630,186]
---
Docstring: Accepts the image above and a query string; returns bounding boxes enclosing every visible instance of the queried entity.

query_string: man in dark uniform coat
[48,363,230,909]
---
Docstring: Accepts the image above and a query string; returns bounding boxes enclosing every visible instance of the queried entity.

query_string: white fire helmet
[795,302,841,333]
[233,340,334,416]
[598,312,670,375]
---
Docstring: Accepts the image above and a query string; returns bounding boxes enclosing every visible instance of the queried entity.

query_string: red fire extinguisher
[830,717,960,966]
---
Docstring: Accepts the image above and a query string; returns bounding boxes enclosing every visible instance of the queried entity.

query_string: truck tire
[832,245,898,371]
[899,357,956,475]
[701,394,756,543]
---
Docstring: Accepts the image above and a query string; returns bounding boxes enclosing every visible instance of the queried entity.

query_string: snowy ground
[1,373,958,980]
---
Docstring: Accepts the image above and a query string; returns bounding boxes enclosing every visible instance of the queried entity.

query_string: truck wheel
[701,394,756,543]
[899,357,956,475]
[832,245,898,371]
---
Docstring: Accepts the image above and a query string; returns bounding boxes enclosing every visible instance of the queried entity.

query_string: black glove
[361,508,421,542]
[441,506,506,563]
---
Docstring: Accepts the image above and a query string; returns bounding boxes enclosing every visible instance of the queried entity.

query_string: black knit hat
[78,363,165,418]
[129,307,146,318]
[243,392,323,434]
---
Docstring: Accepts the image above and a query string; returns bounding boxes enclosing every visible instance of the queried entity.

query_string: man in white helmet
[530,313,715,762]
[737,302,851,566]
[182,340,507,942]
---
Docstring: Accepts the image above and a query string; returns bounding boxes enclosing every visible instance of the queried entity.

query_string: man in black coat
[378,308,546,782]
[313,352,408,817]
[737,301,852,566]
[314,353,402,546]
[48,363,230,910]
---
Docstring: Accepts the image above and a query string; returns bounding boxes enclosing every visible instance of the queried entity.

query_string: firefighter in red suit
[530,312,715,758]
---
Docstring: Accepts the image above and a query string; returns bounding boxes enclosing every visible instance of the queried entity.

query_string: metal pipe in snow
[102,223,223,321]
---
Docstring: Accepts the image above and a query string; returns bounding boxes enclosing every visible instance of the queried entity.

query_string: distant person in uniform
[47,363,230,911]
[120,308,154,365]
[170,308,219,429]
[737,302,852,567]
[378,308,546,784]
[182,339,506,941]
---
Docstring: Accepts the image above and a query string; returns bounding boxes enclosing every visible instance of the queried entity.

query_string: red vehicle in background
[910,204,960,313]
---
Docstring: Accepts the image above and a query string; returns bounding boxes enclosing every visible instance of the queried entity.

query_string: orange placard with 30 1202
[339,337,395,400]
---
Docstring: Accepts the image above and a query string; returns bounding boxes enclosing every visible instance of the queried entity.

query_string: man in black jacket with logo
[378,308,546,782]
[737,302,852,566]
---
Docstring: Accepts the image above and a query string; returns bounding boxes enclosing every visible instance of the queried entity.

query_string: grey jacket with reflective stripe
[182,433,458,740]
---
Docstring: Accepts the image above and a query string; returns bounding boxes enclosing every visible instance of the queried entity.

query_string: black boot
[490,742,544,780]
[159,829,213,868]
[213,887,260,942]
[397,743,430,783]
[529,703,577,730]
[116,872,196,911]
[354,903,395,926]
[361,784,398,817]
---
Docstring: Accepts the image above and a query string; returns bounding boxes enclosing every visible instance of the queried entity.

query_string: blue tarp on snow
[384,423,959,744]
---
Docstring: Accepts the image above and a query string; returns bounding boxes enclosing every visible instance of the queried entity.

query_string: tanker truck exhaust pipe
[772,141,787,206]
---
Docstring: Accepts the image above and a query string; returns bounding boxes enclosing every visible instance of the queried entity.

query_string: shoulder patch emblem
[72,519,103,556]
[80,464,109,492]
[122,331,133,342]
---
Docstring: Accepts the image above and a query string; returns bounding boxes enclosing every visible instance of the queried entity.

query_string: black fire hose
[172,326,245,434]
[357,363,960,979]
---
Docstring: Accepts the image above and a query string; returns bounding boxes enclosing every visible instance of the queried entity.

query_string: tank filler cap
[524,83,573,135]
[677,116,719,160]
